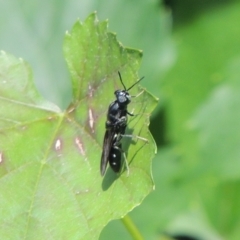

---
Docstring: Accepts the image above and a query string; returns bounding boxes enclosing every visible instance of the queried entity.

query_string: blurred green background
[1,0,240,239]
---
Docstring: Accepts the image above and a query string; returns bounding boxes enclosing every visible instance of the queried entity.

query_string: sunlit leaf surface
[0,13,157,239]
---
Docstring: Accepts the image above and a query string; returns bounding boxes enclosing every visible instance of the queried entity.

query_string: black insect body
[100,72,144,176]
[108,134,123,173]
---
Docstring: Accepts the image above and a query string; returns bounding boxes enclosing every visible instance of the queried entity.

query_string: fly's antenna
[118,71,127,90]
[127,76,144,91]
[118,71,144,91]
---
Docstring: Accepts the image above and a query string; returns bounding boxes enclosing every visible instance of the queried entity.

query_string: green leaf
[0,13,157,239]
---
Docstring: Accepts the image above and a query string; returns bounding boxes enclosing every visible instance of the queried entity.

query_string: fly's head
[115,90,131,106]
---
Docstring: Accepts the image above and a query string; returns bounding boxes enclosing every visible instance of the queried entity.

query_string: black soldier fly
[100,72,144,176]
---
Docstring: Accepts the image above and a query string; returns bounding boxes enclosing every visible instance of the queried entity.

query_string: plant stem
[121,215,144,240]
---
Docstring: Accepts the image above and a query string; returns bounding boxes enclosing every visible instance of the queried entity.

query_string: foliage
[0,13,157,239]
[1,0,240,239]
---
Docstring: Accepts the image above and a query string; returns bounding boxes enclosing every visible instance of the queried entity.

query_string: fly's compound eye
[116,91,130,104]
[118,94,127,103]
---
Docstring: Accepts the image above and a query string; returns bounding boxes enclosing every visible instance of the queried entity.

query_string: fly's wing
[100,129,115,176]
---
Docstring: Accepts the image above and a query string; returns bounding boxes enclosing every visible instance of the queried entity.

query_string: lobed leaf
[0,13,157,239]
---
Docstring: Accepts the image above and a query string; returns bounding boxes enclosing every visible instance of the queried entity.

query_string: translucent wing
[100,129,115,176]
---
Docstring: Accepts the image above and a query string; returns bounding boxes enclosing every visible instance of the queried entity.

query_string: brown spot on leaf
[54,138,62,151]
[75,137,85,156]
[88,84,94,98]
[88,108,95,133]
[0,152,3,164]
